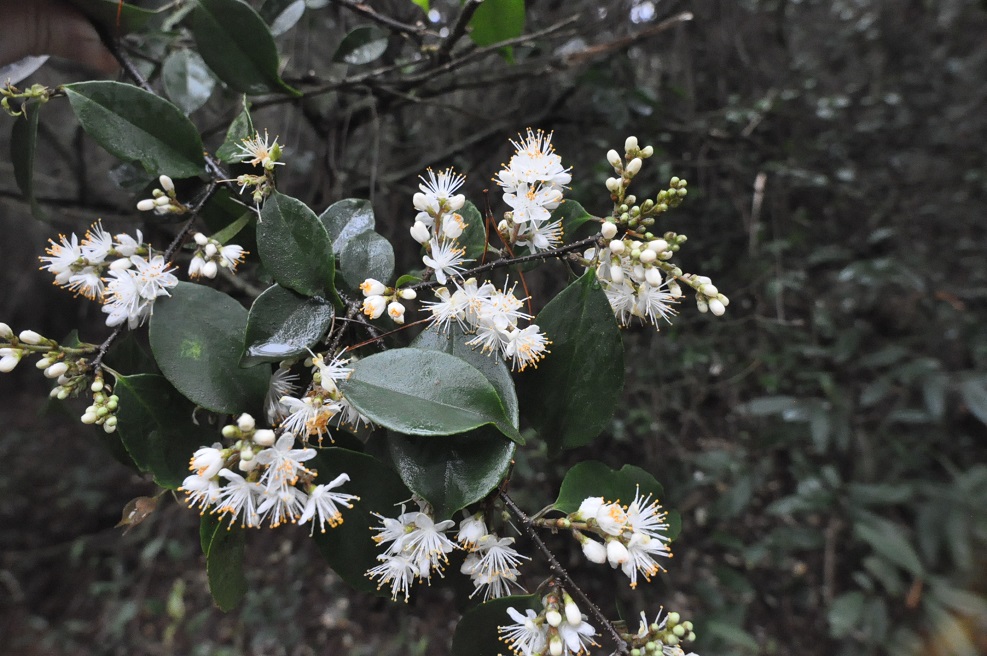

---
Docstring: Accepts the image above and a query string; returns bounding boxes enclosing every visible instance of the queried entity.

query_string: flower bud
[159,175,175,193]
[546,609,562,628]
[362,295,386,320]
[154,195,171,207]
[606,539,630,567]
[673,625,686,637]
[81,411,98,424]
[442,215,465,239]
[410,221,430,244]
[639,249,656,264]
[599,222,618,240]
[641,145,654,157]
[45,362,69,379]
[202,260,219,279]
[605,177,621,193]
[708,298,726,316]
[194,232,209,246]
[700,283,719,297]
[237,413,256,432]
[648,239,669,253]
[609,240,625,255]
[188,256,204,278]
[103,418,117,433]
[398,288,417,300]
[387,301,406,324]
[110,258,133,271]
[625,158,642,176]
[564,597,582,626]
[581,537,607,564]
[239,456,258,472]
[607,149,622,168]
[0,354,20,373]
[136,198,156,211]
[204,243,218,257]
[609,264,624,284]
[696,298,709,313]
[624,136,639,153]
[19,330,43,344]
[0,322,12,339]
[221,424,238,439]
[36,357,52,369]
[253,429,276,447]
[360,278,387,297]
[645,267,663,288]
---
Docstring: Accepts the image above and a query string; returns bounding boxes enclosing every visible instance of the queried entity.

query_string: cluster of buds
[411,168,471,284]
[0,324,42,373]
[1,324,96,394]
[137,175,188,215]
[498,588,598,656]
[233,130,284,209]
[359,278,416,324]
[684,274,729,317]
[1,82,53,117]
[80,375,120,434]
[626,610,698,656]
[188,232,247,279]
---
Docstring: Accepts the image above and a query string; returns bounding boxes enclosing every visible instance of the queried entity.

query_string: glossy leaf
[319,198,375,255]
[260,0,307,36]
[340,348,523,443]
[458,201,488,261]
[162,49,216,115]
[64,81,205,178]
[333,27,389,65]
[451,595,541,656]
[553,461,664,514]
[554,200,597,242]
[201,514,248,611]
[10,100,45,220]
[340,231,395,290]
[64,0,156,33]
[216,103,254,163]
[411,0,429,12]
[114,374,216,489]
[310,448,411,594]
[149,282,270,415]
[468,0,525,47]
[258,192,335,297]
[241,284,334,366]
[193,0,299,96]
[519,269,624,452]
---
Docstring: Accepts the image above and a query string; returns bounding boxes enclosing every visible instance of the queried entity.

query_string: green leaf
[554,200,597,242]
[340,348,523,443]
[258,192,335,297]
[319,198,375,255]
[162,49,216,115]
[451,595,541,656]
[260,0,307,36]
[64,82,206,179]
[519,269,624,452]
[828,591,865,638]
[553,461,665,514]
[63,0,156,34]
[201,515,248,611]
[333,27,389,65]
[241,284,334,366]
[309,448,411,594]
[458,201,488,261]
[853,518,924,576]
[340,231,395,290]
[10,100,45,221]
[193,0,299,96]
[960,377,987,427]
[114,374,216,489]
[210,212,254,246]
[468,0,525,47]
[149,282,270,415]
[410,0,429,13]
[216,103,255,163]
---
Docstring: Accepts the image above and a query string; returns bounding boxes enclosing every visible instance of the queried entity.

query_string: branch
[330,0,432,38]
[433,0,482,63]
[499,490,629,656]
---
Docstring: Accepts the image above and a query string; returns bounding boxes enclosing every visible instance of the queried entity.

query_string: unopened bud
[194,232,209,246]
[609,240,625,255]
[700,283,719,297]
[609,264,624,284]
[18,330,43,345]
[708,298,726,316]
[45,362,69,379]
[549,634,563,656]
[564,597,582,626]
[648,239,669,253]
[253,429,276,447]
[239,455,258,472]
[360,278,387,297]
[697,298,709,313]
[136,198,156,211]
[624,136,639,154]
[202,261,218,279]
[362,295,386,320]
[625,158,642,176]
[81,411,98,424]
[673,625,686,637]
[0,323,12,339]
[645,267,663,287]
[640,249,656,264]
[641,145,654,157]
[546,609,562,628]
[159,175,175,193]
[237,413,256,432]
[36,357,52,369]
[204,243,218,257]
[607,149,622,168]
[398,288,417,300]
[605,177,621,193]
[601,221,618,240]
[154,195,171,207]
[581,537,607,564]
[387,301,406,324]
[410,221,430,244]
[0,354,20,373]
[222,424,238,438]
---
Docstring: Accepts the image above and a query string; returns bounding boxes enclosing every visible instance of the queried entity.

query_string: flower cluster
[498,591,598,656]
[180,413,358,532]
[188,232,247,279]
[457,512,529,600]
[411,168,471,284]
[359,278,417,324]
[569,488,672,588]
[367,505,458,602]
[232,130,285,209]
[275,350,370,443]
[495,129,571,254]
[423,277,549,371]
[136,175,187,215]
[592,230,681,329]
[629,609,699,656]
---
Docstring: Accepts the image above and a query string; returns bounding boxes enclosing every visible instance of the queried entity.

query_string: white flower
[279,394,340,442]
[218,243,246,271]
[39,233,83,285]
[257,482,307,527]
[180,473,221,511]
[80,221,113,262]
[387,301,406,324]
[254,433,316,491]
[190,446,225,479]
[215,469,265,527]
[621,531,670,587]
[398,512,458,576]
[298,473,359,534]
[235,129,284,169]
[503,324,550,371]
[331,396,372,431]
[359,278,387,297]
[113,230,144,257]
[516,217,563,252]
[557,616,598,655]
[456,512,488,550]
[367,553,418,602]
[423,286,469,333]
[498,607,547,656]
[441,212,467,239]
[362,295,387,319]
[414,167,466,216]
[499,128,572,190]
[66,268,105,301]
[626,487,671,540]
[101,254,178,329]
[370,509,417,552]
[634,281,678,327]
[310,350,351,394]
[462,534,528,600]
[503,181,563,225]
[422,238,468,285]
[264,365,300,424]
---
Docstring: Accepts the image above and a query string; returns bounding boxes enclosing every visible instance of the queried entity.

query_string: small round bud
[136,198,156,211]
[609,264,624,284]
[18,330,43,345]
[624,135,639,153]
[625,195,637,206]
[697,298,709,313]
[669,177,680,187]
[204,243,218,257]
[683,621,693,631]
[0,322,12,339]
[91,380,103,393]
[607,149,622,168]
[609,240,625,255]
[605,177,621,193]
[237,413,256,432]
[45,362,69,379]
[194,232,209,246]
[673,625,686,638]
[239,456,258,472]
[159,175,175,193]
[222,424,238,439]
[677,188,688,197]
[253,429,276,447]
[154,195,171,207]
[410,221,430,244]
[202,261,219,279]
[641,145,654,157]
[708,298,726,316]
[666,635,679,646]
[625,158,642,176]
[601,221,618,240]
[546,609,562,628]
[360,278,387,297]
[387,301,406,324]
[398,288,417,300]
[640,249,656,264]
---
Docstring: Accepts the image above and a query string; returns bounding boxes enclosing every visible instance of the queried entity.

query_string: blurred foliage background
[1,0,986,654]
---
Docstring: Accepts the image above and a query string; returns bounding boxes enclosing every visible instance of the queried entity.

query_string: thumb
[0,0,118,73]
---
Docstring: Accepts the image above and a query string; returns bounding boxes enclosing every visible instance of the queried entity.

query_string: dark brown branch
[433,0,482,62]
[331,0,431,38]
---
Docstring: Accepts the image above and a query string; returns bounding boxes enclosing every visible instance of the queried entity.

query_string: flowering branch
[499,490,630,656]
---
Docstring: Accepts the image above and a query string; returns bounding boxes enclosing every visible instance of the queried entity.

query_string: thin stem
[499,490,629,656]
[331,0,432,38]
[434,0,482,62]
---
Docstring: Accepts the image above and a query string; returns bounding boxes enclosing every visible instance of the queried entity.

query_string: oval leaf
[458,201,488,261]
[115,374,216,489]
[340,230,395,290]
[309,448,411,594]
[319,198,375,255]
[241,284,334,366]
[333,26,389,65]
[468,0,525,47]
[258,191,335,297]
[149,282,270,414]
[216,103,255,163]
[193,0,299,96]
[553,461,664,514]
[162,49,216,115]
[10,100,45,220]
[260,0,306,36]
[201,514,248,611]
[452,595,541,656]
[553,200,597,242]
[340,348,523,443]
[64,81,206,178]
[519,269,624,452]
[853,518,924,576]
